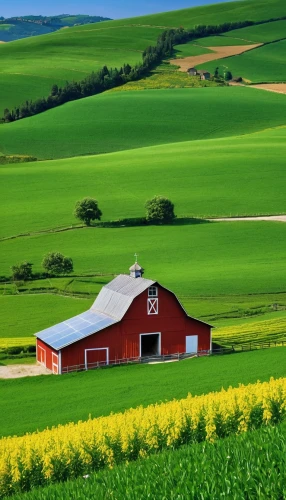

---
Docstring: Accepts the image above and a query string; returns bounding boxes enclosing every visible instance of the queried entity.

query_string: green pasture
[173,42,213,58]
[198,39,286,82]
[1,126,286,237]
[8,423,286,500]
[1,0,285,110]
[224,19,286,43]
[81,0,286,30]
[1,87,286,160]
[0,295,92,340]
[1,222,285,297]
[0,348,285,437]
[191,35,258,46]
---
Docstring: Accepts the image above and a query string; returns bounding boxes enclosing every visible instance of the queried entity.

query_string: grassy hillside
[1,87,286,160]
[198,39,286,82]
[224,18,286,43]
[1,126,286,238]
[1,222,285,297]
[1,0,285,111]
[0,348,285,437]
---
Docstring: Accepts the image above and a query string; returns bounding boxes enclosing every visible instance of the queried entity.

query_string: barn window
[148,298,158,315]
[148,286,158,297]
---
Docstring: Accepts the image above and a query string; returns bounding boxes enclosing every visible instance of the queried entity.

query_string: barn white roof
[35,275,155,350]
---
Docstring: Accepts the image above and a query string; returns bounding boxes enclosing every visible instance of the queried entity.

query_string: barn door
[85,348,109,370]
[186,335,198,354]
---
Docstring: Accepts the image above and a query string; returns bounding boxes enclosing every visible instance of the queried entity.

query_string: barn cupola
[129,254,144,278]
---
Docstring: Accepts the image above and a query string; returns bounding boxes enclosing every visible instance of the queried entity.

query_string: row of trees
[11,252,73,281]
[11,196,175,281]
[3,19,261,123]
[74,195,176,226]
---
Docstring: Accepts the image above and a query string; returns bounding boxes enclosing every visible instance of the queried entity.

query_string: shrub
[145,195,176,223]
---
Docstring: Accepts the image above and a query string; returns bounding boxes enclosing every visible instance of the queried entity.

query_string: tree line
[3,16,285,123]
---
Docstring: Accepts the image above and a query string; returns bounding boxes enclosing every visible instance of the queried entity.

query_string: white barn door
[186,335,198,354]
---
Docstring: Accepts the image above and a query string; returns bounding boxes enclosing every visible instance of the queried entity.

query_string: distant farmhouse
[35,260,212,374]
[187,67,211,80]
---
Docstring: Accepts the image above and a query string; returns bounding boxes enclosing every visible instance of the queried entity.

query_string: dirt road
[208,215,286,222]
[0,364,51,379]
[170,44,262,72]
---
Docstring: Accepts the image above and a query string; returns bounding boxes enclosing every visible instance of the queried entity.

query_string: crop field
[198,39,286,82]
[224,19,286,43]
[7,422,286,500]
[2,86,286,160]
[191,35,258,47]
[1,377,285,497]
[172,42,213,58]
[214,310,286,346]
[1,126,286,237]
[0,348,285,438]
[0,0,285,111]
[1,222,286,298]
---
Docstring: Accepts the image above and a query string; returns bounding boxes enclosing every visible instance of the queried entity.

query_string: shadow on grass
[96,217,211,228]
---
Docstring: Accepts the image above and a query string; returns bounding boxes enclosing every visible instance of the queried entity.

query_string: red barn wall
[60,285,211,372]
[37,339,59,373]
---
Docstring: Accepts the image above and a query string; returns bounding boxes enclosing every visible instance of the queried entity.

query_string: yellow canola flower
[0,377,285,495]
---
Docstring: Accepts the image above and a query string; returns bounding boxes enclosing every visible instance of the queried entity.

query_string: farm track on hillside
[1,215,286,243]
[170,43,262,71]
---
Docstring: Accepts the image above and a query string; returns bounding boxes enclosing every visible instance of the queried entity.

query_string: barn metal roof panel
[35,310,117,350]
[91,275,155,320]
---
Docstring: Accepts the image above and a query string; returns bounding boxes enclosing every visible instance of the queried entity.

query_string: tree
[42,252,73,275]
[224,70,233,81]
[74,197,102,226]
[11,261,33,281]
[145,195,176,223]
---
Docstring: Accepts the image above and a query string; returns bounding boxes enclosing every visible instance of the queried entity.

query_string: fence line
[61,340,285,373]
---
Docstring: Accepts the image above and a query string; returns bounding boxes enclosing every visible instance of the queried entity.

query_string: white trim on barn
[147,298,158,315]
[38,345,46,366]
[58,350,62,375]
[84,348,109,370]
[139,332,161,357]
[52,352,58,374]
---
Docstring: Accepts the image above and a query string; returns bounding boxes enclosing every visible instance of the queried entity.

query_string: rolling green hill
[198,39,286,82]
[0,0,285,111]
[1,126,286,238]
[1,87,286,160]
[1,222,286,297]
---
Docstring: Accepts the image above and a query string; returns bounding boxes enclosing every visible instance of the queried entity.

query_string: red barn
[35,262,212,374]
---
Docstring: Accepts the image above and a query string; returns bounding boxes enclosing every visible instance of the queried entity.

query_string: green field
[1,87,286,160]
[0,0,285,111]
[7,422,286,500]
[1,222,285,297]
[0,295,92,339]
[224,19,286,43]
[0,348,285,437]
[191,35,258,46]
[198,39,286,82]
[0,24,13,31]
[173,42,213,57]
[1,126,286,238]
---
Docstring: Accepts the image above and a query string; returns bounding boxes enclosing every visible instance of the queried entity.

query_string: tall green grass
[1,87,286,160]
[6,422,286,500]
[0,348,285,437]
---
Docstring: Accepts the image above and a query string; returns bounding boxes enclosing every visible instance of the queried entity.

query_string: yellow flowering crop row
[0,338,35,349]
[214,316,286,345]
[0,377,285,496]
